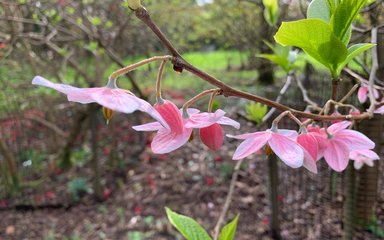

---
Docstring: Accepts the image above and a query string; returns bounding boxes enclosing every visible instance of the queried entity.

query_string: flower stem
[182,89,220,112]
[109,55,172,80]
[156,59,167,103]
[208,91,218,112]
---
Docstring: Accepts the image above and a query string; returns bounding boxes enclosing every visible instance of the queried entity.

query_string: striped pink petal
[269,133,304,168]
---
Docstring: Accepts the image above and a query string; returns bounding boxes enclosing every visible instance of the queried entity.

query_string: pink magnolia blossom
[350,149,379,170]
[133,100,239,154]
[358,84,379,103]
[228,129,304,169]
[315,121,375,172]
[32,76,168,127]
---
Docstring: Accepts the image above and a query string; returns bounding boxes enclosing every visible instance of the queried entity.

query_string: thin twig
[367,27,379,114]
[213,159,244,240]
[262,72,293,122]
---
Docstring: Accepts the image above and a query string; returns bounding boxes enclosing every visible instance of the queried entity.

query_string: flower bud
[127,0,142,10]
[199,123,223,151]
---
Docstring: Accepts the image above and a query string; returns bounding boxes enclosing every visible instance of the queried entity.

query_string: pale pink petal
[373,88,380,99]
[90,88,141,113]
[155,100,184,134]
[32,76,80,93]
[353,161,364,170]
[185,109,226,128]
[199,123,223,151]
[327,121,351,134]
[335,129,375,150]
[67,90,100,104]
[33,76,96,103]
[216,116,240,129]
[186,108,200,115]
[374,105,384,114]
[302,148,318,174]
[323,140,350,172]
[268,133,304,168]
[232,132,271,160]
[227,131,267,140]
[136,98,169,130]
[297,133,318,161]
[151,128,193,154]
[276,129,298,140]
[350,149,379,161]
[132,122,163,131]
[358,86,368,103]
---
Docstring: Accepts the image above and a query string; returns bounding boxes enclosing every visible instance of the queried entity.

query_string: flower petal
[217,116,240,129]
[276,129,298,140]
[232,132,271,160]
[132,122,163,131]
[185,109,226,128]
[335,129,375,150]
[155,100,184,134]
[136,98,169,130]
[327,121,351,134]
[92,88,141,113]
[323,139,350,172]
[32,76,96,103]
[374,105,384,114]
[268,133,304,168]
[199,123,223,151]
[357,86,368,103]
[302,148,318,174]
[297,133,318,161]
[151,127,193,154]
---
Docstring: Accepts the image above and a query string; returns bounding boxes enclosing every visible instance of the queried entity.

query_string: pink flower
[297,132,319,173]
[228,128,304,168]
[32,76,168,127]
[350,149,379,170]
[358,84,379,103]
[133,100,239,154]
[316,121,375,172]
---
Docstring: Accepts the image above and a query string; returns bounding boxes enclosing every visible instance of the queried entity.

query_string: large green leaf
[165,207,212,240]
[336,43,375,75]
[219,215,240,240]
[307,0,331,22]
[330,0,367,44]
[274,19,347,77]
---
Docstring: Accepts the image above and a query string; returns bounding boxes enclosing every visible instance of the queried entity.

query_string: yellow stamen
[265,144,273,156]
[102,107,114,125]
[188,131,194,142]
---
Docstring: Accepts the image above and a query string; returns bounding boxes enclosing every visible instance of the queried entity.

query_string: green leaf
[307,0,331,22]
[165,207,212,240]
[219,215,240,240]
[274,19,347,78]
[330,0,367,44]
[336,43,375,74]
[258,54,290,72]
[246,102,268,124]
[262,0,279,26]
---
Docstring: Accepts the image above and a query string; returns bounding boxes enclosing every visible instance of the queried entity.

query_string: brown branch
[132,6,374,122]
